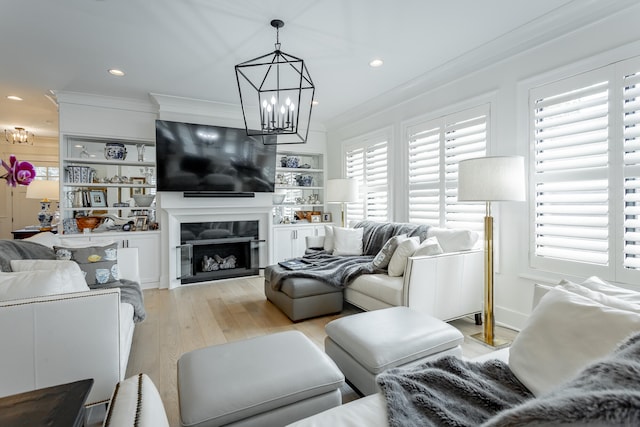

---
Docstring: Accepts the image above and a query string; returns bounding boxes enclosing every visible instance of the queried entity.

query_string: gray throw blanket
[0,239,145,323]
[89,279,146,323]
[267,251,378,289]
[377,356,533,427]
[267,221,431,290]
[0,240,56,271]
[378,332,640,426]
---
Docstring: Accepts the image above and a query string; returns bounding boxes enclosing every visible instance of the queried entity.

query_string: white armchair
[0,247,140,406]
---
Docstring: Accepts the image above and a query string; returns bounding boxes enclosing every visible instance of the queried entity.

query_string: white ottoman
[325,307,464,395]
[178,331,344,427]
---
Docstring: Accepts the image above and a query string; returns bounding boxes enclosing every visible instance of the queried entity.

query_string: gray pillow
[372,234,407,269]
[53,243,120,286]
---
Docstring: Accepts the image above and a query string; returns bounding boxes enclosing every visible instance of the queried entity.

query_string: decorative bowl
[75,216,102,231]
[104,142,127,160]
[133,194,155,207]
[272,194,286,204]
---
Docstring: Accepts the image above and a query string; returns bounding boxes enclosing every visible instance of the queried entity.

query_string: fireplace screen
[177,220,261,284]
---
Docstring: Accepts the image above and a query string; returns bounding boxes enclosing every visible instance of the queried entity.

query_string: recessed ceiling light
[7,95,23,101]
[369,59,384,68]
[108,69,125,77]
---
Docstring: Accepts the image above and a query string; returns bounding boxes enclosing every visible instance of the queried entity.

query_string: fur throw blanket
[267,221,431,290]
[377,332,640,427]
[377,356,533,427]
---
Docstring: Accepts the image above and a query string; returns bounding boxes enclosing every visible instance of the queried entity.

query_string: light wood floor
[125,276,517,427]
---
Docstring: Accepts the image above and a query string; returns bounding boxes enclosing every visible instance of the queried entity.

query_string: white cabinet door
[272,226,319,263]
[123,233,160,288]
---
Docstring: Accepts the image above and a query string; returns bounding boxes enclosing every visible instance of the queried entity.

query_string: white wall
[325,4,640,329]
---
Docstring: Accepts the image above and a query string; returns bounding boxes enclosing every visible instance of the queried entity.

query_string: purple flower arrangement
[1,155,36,186]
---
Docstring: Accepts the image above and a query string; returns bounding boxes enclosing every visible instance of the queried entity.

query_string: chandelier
[235,19,315,145]
[5,127,35,145]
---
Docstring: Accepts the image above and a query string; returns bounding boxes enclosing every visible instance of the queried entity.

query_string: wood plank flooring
[125,276,517,427]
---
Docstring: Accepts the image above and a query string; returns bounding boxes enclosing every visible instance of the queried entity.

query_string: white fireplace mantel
[158,192,273,289]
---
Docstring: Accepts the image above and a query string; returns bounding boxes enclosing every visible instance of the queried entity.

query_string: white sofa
[307,225,484,322]
[0,241,139,406]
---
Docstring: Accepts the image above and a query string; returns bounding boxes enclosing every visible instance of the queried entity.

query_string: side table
[0,379,93,427]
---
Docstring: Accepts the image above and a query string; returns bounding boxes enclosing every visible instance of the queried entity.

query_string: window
[406,105,488,231]
[530,57,640,283]
[344,134,388,222]
[33,166,60,181]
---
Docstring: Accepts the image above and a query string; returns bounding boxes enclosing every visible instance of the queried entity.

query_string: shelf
[63,182,154,188]
[273,203,323,207]
[275,167,323,173]
[60,207,155,213]
[275,185,323,190]
[65,158,156,167]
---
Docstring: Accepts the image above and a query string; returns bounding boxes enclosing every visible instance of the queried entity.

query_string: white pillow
[323,225,335,252]
[10,260,90,293]
[509,287,640,396]
[426,227,479,252]
[579,276,640,305]
[412,236,444,257]
[0,270,66,300]
[22,231,61,248]
[558,279,640,313]
[387,237,420,277]
[332,227,364,256]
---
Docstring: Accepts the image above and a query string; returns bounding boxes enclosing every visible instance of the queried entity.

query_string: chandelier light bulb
[262,99,268,108]
[270,96,276,105]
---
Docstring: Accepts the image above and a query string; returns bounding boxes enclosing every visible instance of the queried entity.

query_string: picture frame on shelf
[134,216,147,231]
[88,190,107,207]
[131,177,146,195]
[311,214,322,223]
[322,213,332,222]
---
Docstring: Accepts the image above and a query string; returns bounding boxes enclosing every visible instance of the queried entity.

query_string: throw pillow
[0,270,66,300]
[323,225,335,252]
[579,276,640,305]
[332,227,364,256]
[412,236,444,257]
[372,234,408,270]
[53,243,120,286]
[508,286,640,396]
[387,236,420,277]
[10,260,90,293]
[426,227,479,252]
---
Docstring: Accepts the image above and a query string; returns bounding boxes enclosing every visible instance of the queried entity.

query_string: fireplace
[179,220,260,284]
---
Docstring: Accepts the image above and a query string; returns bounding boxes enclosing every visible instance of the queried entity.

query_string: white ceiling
[0,0,634,138]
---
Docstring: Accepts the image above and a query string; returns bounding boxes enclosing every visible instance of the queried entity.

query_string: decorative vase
[104,142,127,160]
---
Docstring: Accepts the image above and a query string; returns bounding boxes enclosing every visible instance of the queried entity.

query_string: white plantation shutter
[622,69,640,272]
[407,106,487,230]
[345,137,388,222]
[532,78,610,269]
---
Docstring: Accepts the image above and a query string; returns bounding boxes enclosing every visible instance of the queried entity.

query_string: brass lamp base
[469,332,511,349]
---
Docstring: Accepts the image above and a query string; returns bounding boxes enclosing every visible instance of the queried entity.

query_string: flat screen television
[155,120,277,193]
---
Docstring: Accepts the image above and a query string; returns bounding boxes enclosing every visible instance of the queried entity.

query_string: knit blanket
[267,221,431,290]
[377,332,640,427]
[0,239,56,271]
[377,356,533,427]
[89,279,146,323]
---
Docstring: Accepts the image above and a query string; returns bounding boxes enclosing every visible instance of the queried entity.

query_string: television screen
[155,120,277,193]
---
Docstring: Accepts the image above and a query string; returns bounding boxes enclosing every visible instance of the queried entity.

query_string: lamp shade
[25,180,59,201]
[457,156,525,202]
[326,178,358,203]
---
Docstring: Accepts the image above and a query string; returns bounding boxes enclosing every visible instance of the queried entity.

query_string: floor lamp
[457,156,525,348]
[326,178,358,227]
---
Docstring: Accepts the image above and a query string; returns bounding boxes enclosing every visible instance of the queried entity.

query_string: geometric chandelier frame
[235,19,315,145]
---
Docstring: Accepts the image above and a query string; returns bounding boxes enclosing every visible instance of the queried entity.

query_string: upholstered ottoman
[177,331,344,427]
[264,265,343,321]
[325,306,464,395]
